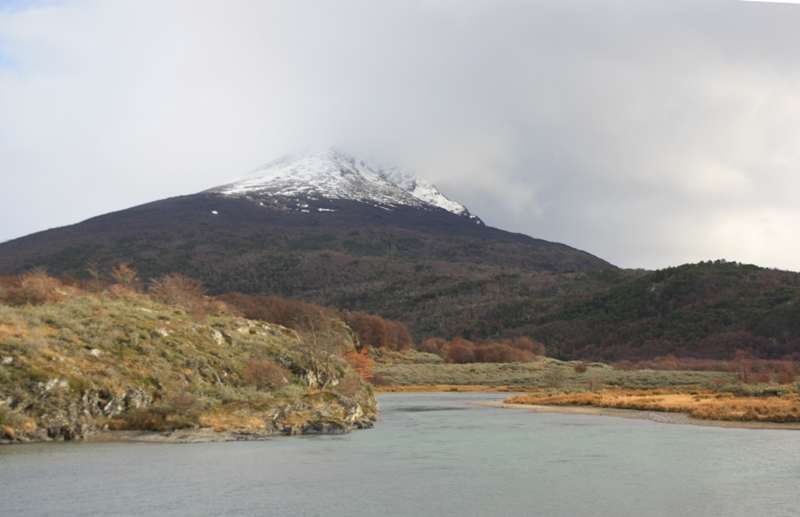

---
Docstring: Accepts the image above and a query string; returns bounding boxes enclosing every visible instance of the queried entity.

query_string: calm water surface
[2,392,799,516]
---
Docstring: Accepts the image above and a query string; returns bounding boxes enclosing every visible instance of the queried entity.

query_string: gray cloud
[2,0,800,271]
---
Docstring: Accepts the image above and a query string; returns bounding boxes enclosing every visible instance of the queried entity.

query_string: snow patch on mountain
[210,149,479,221]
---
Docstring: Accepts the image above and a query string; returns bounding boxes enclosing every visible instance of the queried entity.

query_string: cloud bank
[2,0,800,271]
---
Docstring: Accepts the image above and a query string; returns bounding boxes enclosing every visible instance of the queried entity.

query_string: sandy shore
[473,401,800,430]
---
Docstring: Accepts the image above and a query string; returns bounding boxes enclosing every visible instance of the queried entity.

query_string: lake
[2,392,799,516]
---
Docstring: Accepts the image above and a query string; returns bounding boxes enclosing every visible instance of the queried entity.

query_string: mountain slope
[0,150,614,342]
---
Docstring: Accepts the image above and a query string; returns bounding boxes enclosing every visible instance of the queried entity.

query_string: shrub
[544,369,565,389]
[343,311,389,349]
[419,337,448,356]
[241,358,291,390]
[509,337,546,356]
[370,373,392,386]
[586,374,604,391]
[446,339,476,364]
[150,273,208,319]
[166,393,200,413]
[474,343,534,363]
[1,270,69,305]
[110,263,139,288]
[387,321,413,351]
[335,378,363,397]
[217,294,291,327]
[346,349,376,381]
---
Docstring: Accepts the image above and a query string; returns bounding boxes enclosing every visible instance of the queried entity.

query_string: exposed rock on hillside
[0,293,377,444]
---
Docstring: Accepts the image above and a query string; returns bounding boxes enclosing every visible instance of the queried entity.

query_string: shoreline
[474,401,800,430]
[82,428,279,444]
[374,384,524,393]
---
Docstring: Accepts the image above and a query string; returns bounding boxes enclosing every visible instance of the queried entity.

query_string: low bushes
[418,336,544,364]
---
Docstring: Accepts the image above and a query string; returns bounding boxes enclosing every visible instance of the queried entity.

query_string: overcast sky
[2,0,800,271]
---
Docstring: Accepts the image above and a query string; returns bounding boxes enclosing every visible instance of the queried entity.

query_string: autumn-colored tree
[1,269,67,305]
[294,305,351,388]
[346,348,376,381]
[419,337,448,356]
[216,294,290,326]
[84,260,105,293]
[474,343,534,363]
[387,321,413,351]
[111,263,139,287]
[777,362,797,385]
[446,338,476,363]
[731,350,754,383]
[344,311,389,349]
[508,337,546,356]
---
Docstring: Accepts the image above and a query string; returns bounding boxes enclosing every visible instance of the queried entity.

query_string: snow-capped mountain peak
[209,149,480,221]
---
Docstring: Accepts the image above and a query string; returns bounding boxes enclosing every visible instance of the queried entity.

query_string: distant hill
[530,261,800,362]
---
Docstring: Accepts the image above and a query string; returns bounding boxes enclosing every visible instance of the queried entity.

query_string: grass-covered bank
[373,355,800,425]
[373,356,732,390]
[0,276,377,444]
[505,386,800,424]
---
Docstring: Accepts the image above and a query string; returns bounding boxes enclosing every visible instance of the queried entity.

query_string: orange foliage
[346,349,376,381]
[241,358,291,390]
[507,388,800,423]
[422,335,543,364]
[110,263,139,287]
[419,337,448,356]
[344,311,389,349]
[0,270,81,305]
[446,338,476,363]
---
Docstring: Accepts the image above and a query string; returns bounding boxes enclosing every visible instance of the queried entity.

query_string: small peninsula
[0,271,377,444]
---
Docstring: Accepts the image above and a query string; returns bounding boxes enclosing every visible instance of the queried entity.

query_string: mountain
[0,149,615,341]
[3,150,798,362]
[209,148,480,221]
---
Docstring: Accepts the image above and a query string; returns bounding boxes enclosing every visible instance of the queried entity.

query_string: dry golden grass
[506,388,800,423]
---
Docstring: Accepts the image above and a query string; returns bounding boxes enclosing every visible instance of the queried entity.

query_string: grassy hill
[0,276,377,444]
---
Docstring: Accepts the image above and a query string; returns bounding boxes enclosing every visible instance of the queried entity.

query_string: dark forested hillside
[530,261,800,361]
[3,193,799,363]
[0,193,615,341]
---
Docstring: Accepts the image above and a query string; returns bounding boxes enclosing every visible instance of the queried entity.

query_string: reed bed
[506,388,800,423]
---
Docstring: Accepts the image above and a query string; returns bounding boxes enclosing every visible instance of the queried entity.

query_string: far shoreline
[374,384,525,393]
[374,386,800,431]
[472,401,800,431]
